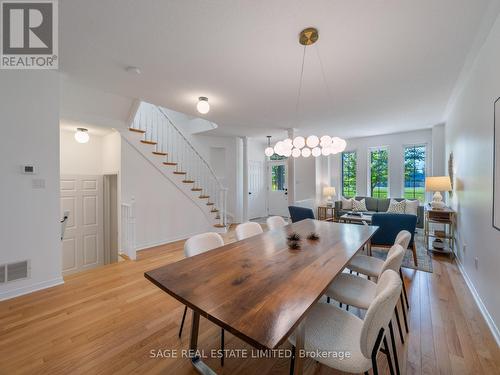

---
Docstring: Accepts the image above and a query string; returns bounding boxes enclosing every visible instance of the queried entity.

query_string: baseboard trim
[0,277,64,302]
[456,258,500,347]
[135,230,210,252]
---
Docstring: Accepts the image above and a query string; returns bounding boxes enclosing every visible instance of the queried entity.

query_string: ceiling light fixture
[264,27,347,158]
[197,96,210,114]
[264,136,274,157]
[74,128,89,144]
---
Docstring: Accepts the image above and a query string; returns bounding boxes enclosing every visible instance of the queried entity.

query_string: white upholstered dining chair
[179,232,226,365]
[326,244,405,375]
[235,222,263,240]
[289,270,402,375]
[266,216,287,231]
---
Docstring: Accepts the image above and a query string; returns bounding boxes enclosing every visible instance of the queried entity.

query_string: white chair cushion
[289,303,371,373]
[348,254,384,277]
[326,273,377,310]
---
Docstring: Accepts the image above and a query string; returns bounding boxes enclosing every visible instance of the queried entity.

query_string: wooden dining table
[145,219,378,375]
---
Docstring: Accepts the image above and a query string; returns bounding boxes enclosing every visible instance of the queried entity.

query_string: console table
[424,205,456,257]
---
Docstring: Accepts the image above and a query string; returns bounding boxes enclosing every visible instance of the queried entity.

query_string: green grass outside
[370,187,425,202]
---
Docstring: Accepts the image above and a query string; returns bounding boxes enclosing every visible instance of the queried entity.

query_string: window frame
[341,150,357,198]
[401,143,429,202]
[367,146,390,198]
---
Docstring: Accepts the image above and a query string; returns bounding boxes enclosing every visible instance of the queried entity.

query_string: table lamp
[425,176,452,209]
[323,186,336,207]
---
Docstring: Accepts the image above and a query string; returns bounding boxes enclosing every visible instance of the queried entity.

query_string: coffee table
[340,213,372,225]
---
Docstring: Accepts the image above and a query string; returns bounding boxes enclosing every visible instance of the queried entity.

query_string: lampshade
[323,186,336,197]
[425,176,452,192]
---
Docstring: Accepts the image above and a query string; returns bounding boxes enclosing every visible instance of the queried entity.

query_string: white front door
[60,175,104,275]
[248,160,266,219]
[268,160,289,217]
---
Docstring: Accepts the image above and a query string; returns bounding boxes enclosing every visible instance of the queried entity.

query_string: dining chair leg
[350,269,353,274]
[289,345,296,375]
[327,297,330,303]
[178,306,188,338]
[400,294,409,333]
[220,328,225,367]
[382,336,395,375]
[388,321,401,375]
[340,302,343,308]
[371,328,385,375]
[399,269,410,310]
[346,304,349,311]
[394,307,405,344]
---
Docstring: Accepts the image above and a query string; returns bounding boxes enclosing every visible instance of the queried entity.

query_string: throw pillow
[404,199,419,215]
[352,198,368,212]
[341,196,354,210]
[387,199,406,214]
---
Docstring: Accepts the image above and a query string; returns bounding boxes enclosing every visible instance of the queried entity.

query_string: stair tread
[140,140,157,145]
[199,195,210,198]
[191,188,203,191]
[173,171,187,175]
[152,151,168,156]
[182,180,195,183]
[213,224,226,228]
[163,162,177,166]
[129,128,146,133]
[206,203,214,206]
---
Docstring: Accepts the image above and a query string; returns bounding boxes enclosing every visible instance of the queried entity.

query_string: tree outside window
[404,145,426,202]
[370,148,389,198]
[341,151,357,198]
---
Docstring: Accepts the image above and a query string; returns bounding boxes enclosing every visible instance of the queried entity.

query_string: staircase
[123,101,227,230]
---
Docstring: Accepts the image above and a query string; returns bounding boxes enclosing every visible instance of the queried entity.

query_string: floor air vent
[0,261,30,283]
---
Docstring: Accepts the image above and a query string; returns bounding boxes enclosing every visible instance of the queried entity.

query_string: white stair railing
[131,102,227,227]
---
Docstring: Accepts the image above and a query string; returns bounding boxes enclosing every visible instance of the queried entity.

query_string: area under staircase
[123,101,227,230]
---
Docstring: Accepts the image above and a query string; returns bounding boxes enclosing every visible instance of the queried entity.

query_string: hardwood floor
[1,227,499,375]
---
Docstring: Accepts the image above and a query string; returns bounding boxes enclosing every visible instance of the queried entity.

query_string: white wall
[323,129,434,200]
[295,157,316,202]
[120,140,211,250]
[0,71,61,300]
[445,12,500,343]
[190,134,243,223]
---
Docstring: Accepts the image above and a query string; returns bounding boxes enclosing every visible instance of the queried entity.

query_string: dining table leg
[190,310,217,375]
[293,319,306,375]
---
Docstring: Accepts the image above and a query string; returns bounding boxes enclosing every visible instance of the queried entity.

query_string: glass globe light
[291,148,301,158]
[282,148,292,157]
[306,135,319,148]
[301,147,311,158]
[196,97,210,114]
[283,138,293,148]
[75,128,89,144]
[321,147,332,156]
[274,141,284,155]
[338,138,347,152]
[320,135,332,147]
[264,147,274,157]
[311,147,321,157]
[292,136,305,149]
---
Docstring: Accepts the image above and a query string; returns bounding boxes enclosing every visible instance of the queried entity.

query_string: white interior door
[60,175,104,275]
[248,160,266,219]
[268,160,289,217]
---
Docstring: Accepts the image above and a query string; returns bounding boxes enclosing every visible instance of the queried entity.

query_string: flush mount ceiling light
[264,27,346,158]
[197,96,210,114]
[74,128,89,144]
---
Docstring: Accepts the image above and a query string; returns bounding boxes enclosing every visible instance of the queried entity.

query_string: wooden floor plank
[0,226,499,375]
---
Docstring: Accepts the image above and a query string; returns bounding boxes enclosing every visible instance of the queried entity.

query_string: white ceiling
[60,0,495,139]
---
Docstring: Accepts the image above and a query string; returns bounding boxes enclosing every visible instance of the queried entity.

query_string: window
[271,164,286,191]
[369,147,389,198]
[404,145,426,202]
[341,151,357,198]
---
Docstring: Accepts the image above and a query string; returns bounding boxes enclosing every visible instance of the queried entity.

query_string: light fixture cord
[294,45,307,127]
[316,44,333,105]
